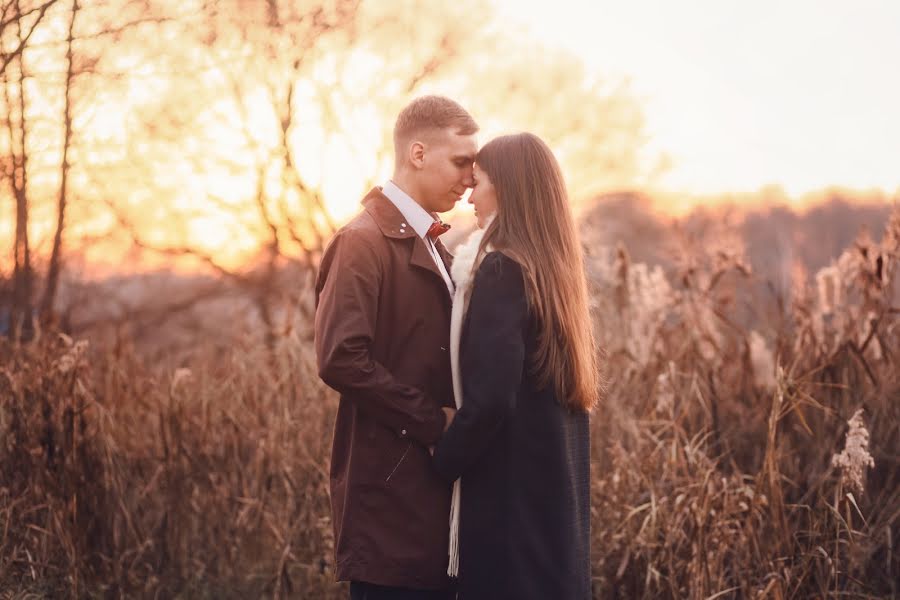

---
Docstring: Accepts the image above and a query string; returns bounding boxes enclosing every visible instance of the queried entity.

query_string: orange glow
[3,1,898,278]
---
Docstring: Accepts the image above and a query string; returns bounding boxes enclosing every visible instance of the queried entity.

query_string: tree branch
[0,0,57,78]
[103,197,250,285]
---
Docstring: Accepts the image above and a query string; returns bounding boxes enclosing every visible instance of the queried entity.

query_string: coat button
[400,428,407,437]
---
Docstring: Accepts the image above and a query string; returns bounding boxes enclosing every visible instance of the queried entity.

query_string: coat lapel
[361,187,453,298]
[434,238,453,270]
[409,236,446,284]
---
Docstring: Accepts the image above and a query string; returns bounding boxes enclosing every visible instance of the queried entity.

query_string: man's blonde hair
[393,95,478,161]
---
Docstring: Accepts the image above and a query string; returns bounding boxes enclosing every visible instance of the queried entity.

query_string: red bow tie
[427,220,451,240]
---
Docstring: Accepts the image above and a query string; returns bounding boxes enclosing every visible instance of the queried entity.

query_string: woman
[432,133,599,599]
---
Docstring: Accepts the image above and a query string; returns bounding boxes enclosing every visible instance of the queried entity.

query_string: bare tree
[101,0,363,349]
[2,1,35,339]
[39,0,79,325]
[0,0,186,337]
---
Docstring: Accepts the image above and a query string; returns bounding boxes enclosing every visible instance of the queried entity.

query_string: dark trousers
[349,581,454,600]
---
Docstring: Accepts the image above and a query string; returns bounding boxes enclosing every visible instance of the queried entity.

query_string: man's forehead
[446,131,478,158]
[425,127,477,153]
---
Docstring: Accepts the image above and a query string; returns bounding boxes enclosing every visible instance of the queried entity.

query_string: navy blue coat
[432,252,591,599]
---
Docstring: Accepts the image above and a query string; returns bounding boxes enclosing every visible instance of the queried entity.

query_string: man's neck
[390,173,429,213]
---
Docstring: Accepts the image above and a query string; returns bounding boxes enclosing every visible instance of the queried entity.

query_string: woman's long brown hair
[475,133,599,412]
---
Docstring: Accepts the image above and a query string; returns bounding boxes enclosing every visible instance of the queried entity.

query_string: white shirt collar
[382,180,436,239]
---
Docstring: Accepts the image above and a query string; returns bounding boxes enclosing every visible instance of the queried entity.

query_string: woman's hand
[430,407,458,455]
[441,407,457,432]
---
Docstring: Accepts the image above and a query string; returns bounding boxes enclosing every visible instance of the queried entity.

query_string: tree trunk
[3,9,32,340]
[40,0,78,327]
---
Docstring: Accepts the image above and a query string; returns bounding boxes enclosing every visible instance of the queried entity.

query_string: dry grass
[0,329,339,598]
[2,207,899,598]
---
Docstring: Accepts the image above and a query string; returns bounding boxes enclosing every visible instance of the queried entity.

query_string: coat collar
[381,180,436,239]
[362,187,421,240]
[361,187,455,287]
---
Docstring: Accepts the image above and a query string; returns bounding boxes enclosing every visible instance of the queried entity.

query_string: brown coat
[315,187,455,590]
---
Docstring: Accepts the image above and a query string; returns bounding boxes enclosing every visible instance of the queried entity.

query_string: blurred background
[1,1,898,597]
[2,0,897,348]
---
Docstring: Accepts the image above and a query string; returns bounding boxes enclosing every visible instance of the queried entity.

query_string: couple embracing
[315,96,599,600]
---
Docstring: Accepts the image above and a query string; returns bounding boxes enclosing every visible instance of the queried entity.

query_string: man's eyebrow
[452,153,476,162]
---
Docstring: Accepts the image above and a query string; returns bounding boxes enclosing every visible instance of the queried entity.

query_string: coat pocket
[384,440,412,484]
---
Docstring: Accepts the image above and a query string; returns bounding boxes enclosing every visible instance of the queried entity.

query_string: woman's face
[469,163,498,229]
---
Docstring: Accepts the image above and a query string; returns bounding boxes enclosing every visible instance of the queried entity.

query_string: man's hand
[430,408,457,455]
[441,407,457,432]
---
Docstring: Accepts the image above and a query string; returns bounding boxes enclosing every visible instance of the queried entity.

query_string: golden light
[4,0,898,280]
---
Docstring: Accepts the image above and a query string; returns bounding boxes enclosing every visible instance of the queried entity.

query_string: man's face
[417,129,477,214]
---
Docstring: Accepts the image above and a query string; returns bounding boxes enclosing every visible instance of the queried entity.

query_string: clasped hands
[428,406,457,456]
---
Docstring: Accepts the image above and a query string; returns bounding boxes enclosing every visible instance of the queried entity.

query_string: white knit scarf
[446,220,492,577]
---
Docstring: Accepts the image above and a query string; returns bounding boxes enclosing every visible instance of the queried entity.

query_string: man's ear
[409,140,426,169]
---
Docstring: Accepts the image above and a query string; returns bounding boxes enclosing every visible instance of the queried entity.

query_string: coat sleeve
[432,252,527,481]
[315,227,446,446]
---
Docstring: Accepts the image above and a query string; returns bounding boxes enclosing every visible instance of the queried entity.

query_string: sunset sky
[4,0,899,276]
[496,0,900,197]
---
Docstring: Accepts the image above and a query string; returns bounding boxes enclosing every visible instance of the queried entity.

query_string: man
[315,96,478,599]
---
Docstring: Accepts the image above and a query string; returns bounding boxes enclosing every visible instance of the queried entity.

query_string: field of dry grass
[1,207,898,598]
